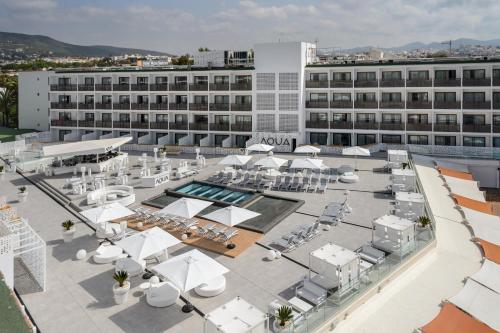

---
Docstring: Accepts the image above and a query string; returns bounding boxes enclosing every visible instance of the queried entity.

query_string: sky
[0,0,499,55]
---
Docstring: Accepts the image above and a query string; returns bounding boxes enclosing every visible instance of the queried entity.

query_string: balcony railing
[113,84,130,91]
[406,79,432,87]
[50,102,77,109]
[306,101,329,108]
[113,103,131,110]
[169,103,188,110]
[493,78,500,86]
[170,122,188,130]
[305,80,329,88]
[78,103,94,110]
[306,121,329,129]
[210,103,230,111]
[113,121,130,128]
[169,83,188,91]
[78,84,94,91]
[51,119,77,127]
[150,122,169,130]
[78,120,95,127]
[434,101,461,109]
[131,122,149,129]
[462,124,491,133]
[379,101,404,109]
[354,101,378,109]
[150,103,169,110]
[95,102,112,109]
[493,101,500,110]
[189,122,208,131]
[330,80,353,88]
[406,123,432,131]
[330,101,353,109]
[149,83,169,91]
[50,84,77,91]
[131,103,149,110]
[354,80,378,88]
[462,78,491,87]
[95,121,112,128]
[209,83,230,91]
[406,101,432,109]
[231,103,252,111]
[210,123,230,131]
[434,79,461,87]
[379,122,404,130]
[380,79,404,87]
[131,84,149,91]
[462,101,491,109]
[354,122,378,130]
[434,123,460,132]
[189,83,208,91]
[189,103,209,111]
[330,121,353,129]
[231,123,252,131]
[231,82,252,90]
[95,84,112,91]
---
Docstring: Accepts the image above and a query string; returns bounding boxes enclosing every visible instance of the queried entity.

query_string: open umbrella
[294,145,321,157]
[80,202,135,225]
[342,146,370,171]
[218,155,252,168]
[202,206,260,227]
[254,156,287,169]
[246,143,274,156]
[115,226,180,260]
[158,197,213,218]
[289,158,324,170]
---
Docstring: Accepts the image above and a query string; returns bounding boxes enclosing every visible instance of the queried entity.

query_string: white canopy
[289,158,324,170]
[43,136,132,158]
[311,242,359,267]
[115,226,180,260]
[470,259,500,294]
[205,297,268,333]
[202,206,260,227]
[294,145,321,154]
[246,143,274,152]
[218,155,252,166]
[158,197,212,218]
[254,156,288,169]
[461,206,500,244]
[373,214,415,231]
[444,176,485,202]
[80,202,135,225]
[342,146,370,157]
[152,249,229,292]
[449,279,500,331]
[264,169,281,177]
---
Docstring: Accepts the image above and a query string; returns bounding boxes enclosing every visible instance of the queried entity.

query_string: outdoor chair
[93,244,126,264]
[217,229,239,245]
[279,176,292,191]
[307,178,319,192]
[272,176,282,190]
[295,277,327,306]
[290,178,301,191]
[317,178,328,193]
[271,235,298,253]
[195,224,215,237]
[146,277,180,308]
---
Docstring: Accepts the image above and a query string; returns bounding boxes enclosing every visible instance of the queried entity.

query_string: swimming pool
[175,182,255,205]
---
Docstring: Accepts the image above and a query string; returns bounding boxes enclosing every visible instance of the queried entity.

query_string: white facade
[18,71,51,131]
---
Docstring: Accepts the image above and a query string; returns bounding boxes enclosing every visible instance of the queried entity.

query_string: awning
[470,259,500,294]
[453,194,493,215]
[43,136,132,158]
[477,239,500,265]
[439,167,474,180]
[421,303,497,333]
[449,279,500,331]
[462,207,500,244]
[443,176,485,202]
[435,160,469,173]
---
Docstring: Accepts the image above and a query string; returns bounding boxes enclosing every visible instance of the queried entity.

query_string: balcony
[131,103,149,110]
[231,82,252,90]
[380,79,404,87]
[209,83,229,91]
[434,123,460,132]
[50,84,77,91]
[210,123,230,131]
[379,101,405,109]
[231,103,252,111]
[150,83,168,91]
[210,103,230,111]
[95,102,112,110]
[95,84,112,91]
[113,84,130,91]
[169,103,188,110]
[189,103,209,111]
[330,101,353,109]
[131,84,149,91]
[379,122,404,131]
[306,101,329,108]
[494,101,500,110]
[434,79,461,87]
[462,124,491,133]
[169,83,188,91]
[354,101,378,109]
[330,121,353,129]
[150,122,169,130]
[131,122,149,129]
[434,101,461,109]
[231,123,252,131]
[354,122,378,130]
[150,103,169,110]
[493,78,500,86]
[95,121,112,128]
[50,102,77,109]
[354,80,378,88]
[305,80,329,88]
[78,120,95,127]
[78,84,94,91]
[189,122,208,131]
[306,121,329,129]
[406,101,432,109]
[113,103,131,110]
[406,79,432,87]
[169,122,188,130]
[330,80,353,88]
[113,121,130,128]
[462,78,491,87]
[51,119,77,127]
[406,123,432,131]
[462,101,491,109]
[78,103,94,110]
[189,83,208,91]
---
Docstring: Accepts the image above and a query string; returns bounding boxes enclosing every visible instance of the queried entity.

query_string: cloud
[1,0,57,10]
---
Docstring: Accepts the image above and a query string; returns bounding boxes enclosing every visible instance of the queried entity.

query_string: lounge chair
[317,178,328,193]
[93,244,126,264]
[279,175,292,191]
[217,229,239,244]
[146,276,180,308]
[221,172,233,185]
[307,178,319,192]
[290,178,301,191]
[195,224,215,237]
[271,235,298,253]
[253,174,263,188]
[272,176,282,190]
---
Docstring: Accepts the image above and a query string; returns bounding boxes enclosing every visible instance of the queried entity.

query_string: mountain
[0,31,173,58]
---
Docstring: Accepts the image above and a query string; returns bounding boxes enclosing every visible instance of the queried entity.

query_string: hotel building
[18,42,500,151]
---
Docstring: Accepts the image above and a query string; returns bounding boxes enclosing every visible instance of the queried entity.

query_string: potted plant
[61,220,76,243]
[402,162,409,170]
[113,270,130,304]
[274,305,294,331]
[417,216,431,228]
[0,165,4,180]
[18,186,28,202]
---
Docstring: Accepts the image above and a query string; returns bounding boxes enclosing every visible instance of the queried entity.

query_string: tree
[0,87,17,127]
[172,54,193,65]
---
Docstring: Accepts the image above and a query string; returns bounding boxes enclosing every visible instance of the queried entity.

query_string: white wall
[18,71,51,131]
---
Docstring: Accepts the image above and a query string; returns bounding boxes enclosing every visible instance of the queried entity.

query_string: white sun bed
[93,244,125,264]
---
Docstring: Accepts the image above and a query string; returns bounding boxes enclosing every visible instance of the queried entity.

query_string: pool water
[175,182,254,204]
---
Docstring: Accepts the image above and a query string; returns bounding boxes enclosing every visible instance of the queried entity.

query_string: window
[332,133,351,146]
[408,71,429,80]
[407,114,428,124]
[174,133,187,144]
[193,115,208,123]
[58,112,72,120]
[58,95,70,103]
[408,135,428,145]
[175,76,187,84]
[494,69,500,79]
[156,95,168,104]
[214,115,229,124]
[102,77,112,84]
[463,69,486,80]
[102,95,112,103]
[309,133,328,145]
[235,75,251,84]
[310,93,328,101]
[84,77,94,85]
[155,76,168,84]
[332,72,351,81]
[382,92,402,102]
[84,95,94,103]
[357,134,376,145]
[356,113,375,122]
[235,115,251,124]
[235,95,252,104]
[436,114,457,124]
[309,73,328,81]
[58,77,70,85]
[194,76,208,84]
[435,70,456,80]
[214,76,229,84]
[381,135,401,144]
[119,132,130,137]
[137,132,148,138]
[493,115,500,125]
[494,92,500,102]
[194,134,206,145]
[333,93,351,101]
[356,92,376,101]
[463,115,485,125]
[463,92,485,102]
[214,135,229,147]
[84,113,94,121]
[137,95,149,104]
[156,114,168,122]
[332,113,349,122]
[138,114,149,123]
[435,92,456,102]
[137,77,148,84]
[119,114,130,122]
[214,95,229,104]
[310,113,328,122]
[235,135,251,148]
[381,114,401,123]
[382,71,402,80]
[435,136,456,146]
[194,95,208,104]
[463,136,486,147]
[118,77,129,84]
[493,137,500,147]
[408,92,428,102]
[175,114,187,123]
[176,95,188,104]
[119,95,130,104]
[356,72,376,81]
[102,113,111,121]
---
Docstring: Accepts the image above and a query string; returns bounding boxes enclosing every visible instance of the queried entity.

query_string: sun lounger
[317,178,328,193]
[357,245,385,265]
[307,178,318,192]
[217,228,239,244]
[271,235,298,253]
[290,178,301,191]
[279,175,292,191]
[272,176,282,190]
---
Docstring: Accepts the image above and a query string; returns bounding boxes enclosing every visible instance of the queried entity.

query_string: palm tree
[0,87,16,127]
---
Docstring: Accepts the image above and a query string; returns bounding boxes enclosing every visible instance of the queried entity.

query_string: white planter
[273,320,291,332]
[18,192,28,202]
[113,281,130,304]
[62,228,76,243]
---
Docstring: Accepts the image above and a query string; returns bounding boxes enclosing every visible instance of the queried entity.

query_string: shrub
[61,220,74,231]
[113,270,129,288]
[276,305,293,327]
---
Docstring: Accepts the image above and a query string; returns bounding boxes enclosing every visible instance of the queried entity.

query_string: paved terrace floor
[2,152,396,333]
[331,154,482,333]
